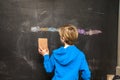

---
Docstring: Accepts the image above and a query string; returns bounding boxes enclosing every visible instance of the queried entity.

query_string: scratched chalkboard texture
[0,0,118,80]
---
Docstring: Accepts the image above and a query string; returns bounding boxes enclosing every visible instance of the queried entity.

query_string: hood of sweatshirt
[53,45,79,65]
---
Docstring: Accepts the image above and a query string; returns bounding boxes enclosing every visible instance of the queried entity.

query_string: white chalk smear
[31,26,40,32]
[23,56,36,70]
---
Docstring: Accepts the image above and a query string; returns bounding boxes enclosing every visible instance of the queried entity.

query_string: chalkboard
[0,0,118,80]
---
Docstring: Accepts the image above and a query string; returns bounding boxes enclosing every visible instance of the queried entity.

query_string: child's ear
[60,37,65,42]
[62,37,65,41]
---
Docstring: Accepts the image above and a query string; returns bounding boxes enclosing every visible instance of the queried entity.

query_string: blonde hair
[59,24,78,45]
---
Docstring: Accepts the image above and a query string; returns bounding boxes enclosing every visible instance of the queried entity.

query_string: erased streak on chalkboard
[31,26,102,36]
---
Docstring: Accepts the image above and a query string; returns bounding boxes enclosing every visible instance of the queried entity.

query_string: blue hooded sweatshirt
[43,45,91,80]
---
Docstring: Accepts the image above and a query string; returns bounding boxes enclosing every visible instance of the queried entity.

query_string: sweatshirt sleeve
[79,54,91,80]
[43,54,55,73]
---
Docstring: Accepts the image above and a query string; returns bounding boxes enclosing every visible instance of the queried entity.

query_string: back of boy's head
[58,24,78,45]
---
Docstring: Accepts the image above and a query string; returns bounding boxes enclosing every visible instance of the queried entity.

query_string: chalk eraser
[38,38,48,50]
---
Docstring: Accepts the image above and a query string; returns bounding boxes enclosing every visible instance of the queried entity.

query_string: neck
[64,43,70,48]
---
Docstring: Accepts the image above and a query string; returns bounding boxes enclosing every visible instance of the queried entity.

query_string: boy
[38,24,91,80]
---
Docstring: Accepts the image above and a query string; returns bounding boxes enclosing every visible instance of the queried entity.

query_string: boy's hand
[38,47,49,56]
